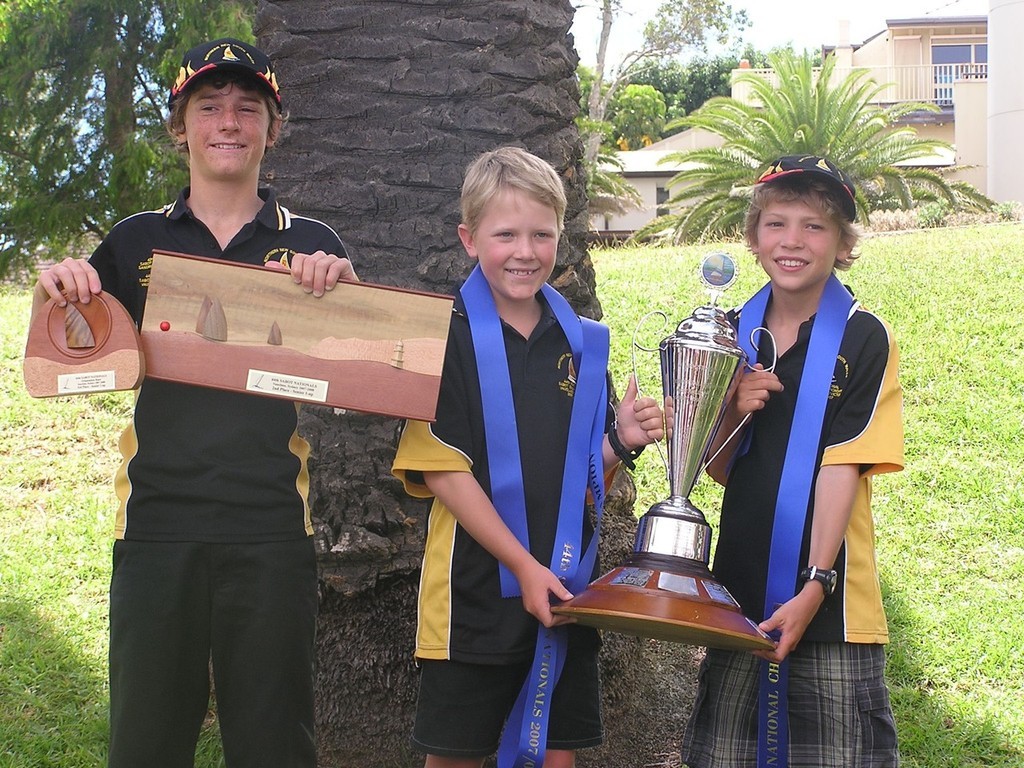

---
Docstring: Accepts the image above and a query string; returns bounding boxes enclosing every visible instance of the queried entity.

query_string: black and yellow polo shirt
[89,187,347,542]
[393,293,608,665]
[712,299,904,645]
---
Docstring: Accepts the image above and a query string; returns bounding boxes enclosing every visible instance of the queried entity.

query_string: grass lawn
[2,223,1022,767]
[595,224,1024,768]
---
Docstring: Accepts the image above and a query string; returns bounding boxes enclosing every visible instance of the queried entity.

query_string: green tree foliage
[576,67,639,214]
[580,0,747,166]
[575,110,642,221]
[0,0,252,278]
[608,83,666,150]
[625,59,689,124]
[627,47,776,129]
[585,142,643,219]
[575,0,747,222]
[640,50,993,243]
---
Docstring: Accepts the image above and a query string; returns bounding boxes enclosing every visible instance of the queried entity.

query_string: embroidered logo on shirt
[830,354,850,400]
[558,352,577,398]
[138,255,153,287]
[265,247,294,268]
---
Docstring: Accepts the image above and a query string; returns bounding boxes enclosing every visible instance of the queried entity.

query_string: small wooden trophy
[23,292,144,398]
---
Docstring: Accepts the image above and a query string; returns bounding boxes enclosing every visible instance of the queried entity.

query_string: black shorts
[412,642,603,758]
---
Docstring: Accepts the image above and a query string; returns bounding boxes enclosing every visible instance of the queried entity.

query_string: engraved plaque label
[246,369,329,403]
[610,568,654,588]
[57,371,117,394]
[658,573,700,597]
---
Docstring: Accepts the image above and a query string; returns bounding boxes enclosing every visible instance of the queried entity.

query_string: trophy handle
[631,310,668,358]
[743,326,778,373]
[631,311,671,475]
[698,325,779,473]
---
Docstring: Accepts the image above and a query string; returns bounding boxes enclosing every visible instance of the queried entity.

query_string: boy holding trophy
[682,155,905,768]
[392,146,663,768]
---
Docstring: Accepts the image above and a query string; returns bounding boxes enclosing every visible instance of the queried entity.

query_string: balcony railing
[732,63,988,107]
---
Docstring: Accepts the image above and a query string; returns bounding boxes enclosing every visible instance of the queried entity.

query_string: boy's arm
[422,470,575,628]
[754,463,859,663]
[706,364,783,485]
[603,375,665,473]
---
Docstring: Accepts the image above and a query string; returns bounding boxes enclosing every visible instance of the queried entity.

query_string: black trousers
[108,538,318,768]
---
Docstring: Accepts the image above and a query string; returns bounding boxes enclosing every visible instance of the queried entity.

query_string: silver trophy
[553,253,775,651]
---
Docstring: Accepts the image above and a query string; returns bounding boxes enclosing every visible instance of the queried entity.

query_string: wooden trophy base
[24,292,144,398]
[551,553,775,651]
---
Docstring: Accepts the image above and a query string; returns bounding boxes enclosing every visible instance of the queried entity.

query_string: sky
[570,0,990,68]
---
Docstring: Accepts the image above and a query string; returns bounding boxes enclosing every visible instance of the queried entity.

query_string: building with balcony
[595,3,1022,235]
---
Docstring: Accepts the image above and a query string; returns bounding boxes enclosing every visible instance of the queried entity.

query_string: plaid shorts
[682,642,899,768]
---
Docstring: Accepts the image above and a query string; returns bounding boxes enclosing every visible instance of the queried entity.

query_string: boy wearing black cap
[681,155,905,768]
[32,38,355,767]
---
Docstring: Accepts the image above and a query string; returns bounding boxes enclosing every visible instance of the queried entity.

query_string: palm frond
[650,50,992,242]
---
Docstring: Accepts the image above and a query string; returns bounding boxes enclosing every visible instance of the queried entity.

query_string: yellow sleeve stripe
[392,420,472,498]
[823,318,904,476]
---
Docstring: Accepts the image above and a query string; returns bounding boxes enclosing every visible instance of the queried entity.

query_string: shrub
[917,201,951,228]
[868,209,919,232]
[994,201,1023,222]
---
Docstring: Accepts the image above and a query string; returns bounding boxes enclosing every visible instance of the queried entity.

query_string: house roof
[605,146,955,176]
[638,127,722,152]
[823,10,983,53]
[885,15,986,28]
[609,150,684,176]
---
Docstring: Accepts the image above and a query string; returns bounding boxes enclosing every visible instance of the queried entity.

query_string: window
[656,186,670,217]
[932,43,988,104]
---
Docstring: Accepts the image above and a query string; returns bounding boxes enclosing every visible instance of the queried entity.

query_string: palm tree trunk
[256,2,694,765]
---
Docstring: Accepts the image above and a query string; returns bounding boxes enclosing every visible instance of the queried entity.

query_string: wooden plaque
[24,292,144,398]
[139,250,453,421]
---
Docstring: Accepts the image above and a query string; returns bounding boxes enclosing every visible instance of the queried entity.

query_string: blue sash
[460,266,609,768]
[738,275,853,768]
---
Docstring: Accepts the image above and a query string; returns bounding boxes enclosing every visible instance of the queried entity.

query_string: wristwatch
[799,566,838,596]
[608,420,645,470]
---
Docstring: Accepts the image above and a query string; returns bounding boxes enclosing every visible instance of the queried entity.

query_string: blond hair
[460,147,567,235]
[745,175,861,269]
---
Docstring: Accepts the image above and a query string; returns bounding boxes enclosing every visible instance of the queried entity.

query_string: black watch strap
[608,420,644,469]
[799,566,837,596]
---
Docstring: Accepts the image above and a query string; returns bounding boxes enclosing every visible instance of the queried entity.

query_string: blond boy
[393,146,663,768]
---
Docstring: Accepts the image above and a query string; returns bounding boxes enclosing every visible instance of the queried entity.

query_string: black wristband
[608,420,645,469]
[799,566,838,596]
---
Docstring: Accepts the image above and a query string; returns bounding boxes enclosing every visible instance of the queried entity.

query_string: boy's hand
[35,258,102,307]
[517,559,575,628]
[615,375,665,448]
[266,250,358,297]
[729,364,783,418]
[752,585,824,663]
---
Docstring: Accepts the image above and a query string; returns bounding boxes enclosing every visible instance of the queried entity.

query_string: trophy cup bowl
[552,257,775,651]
